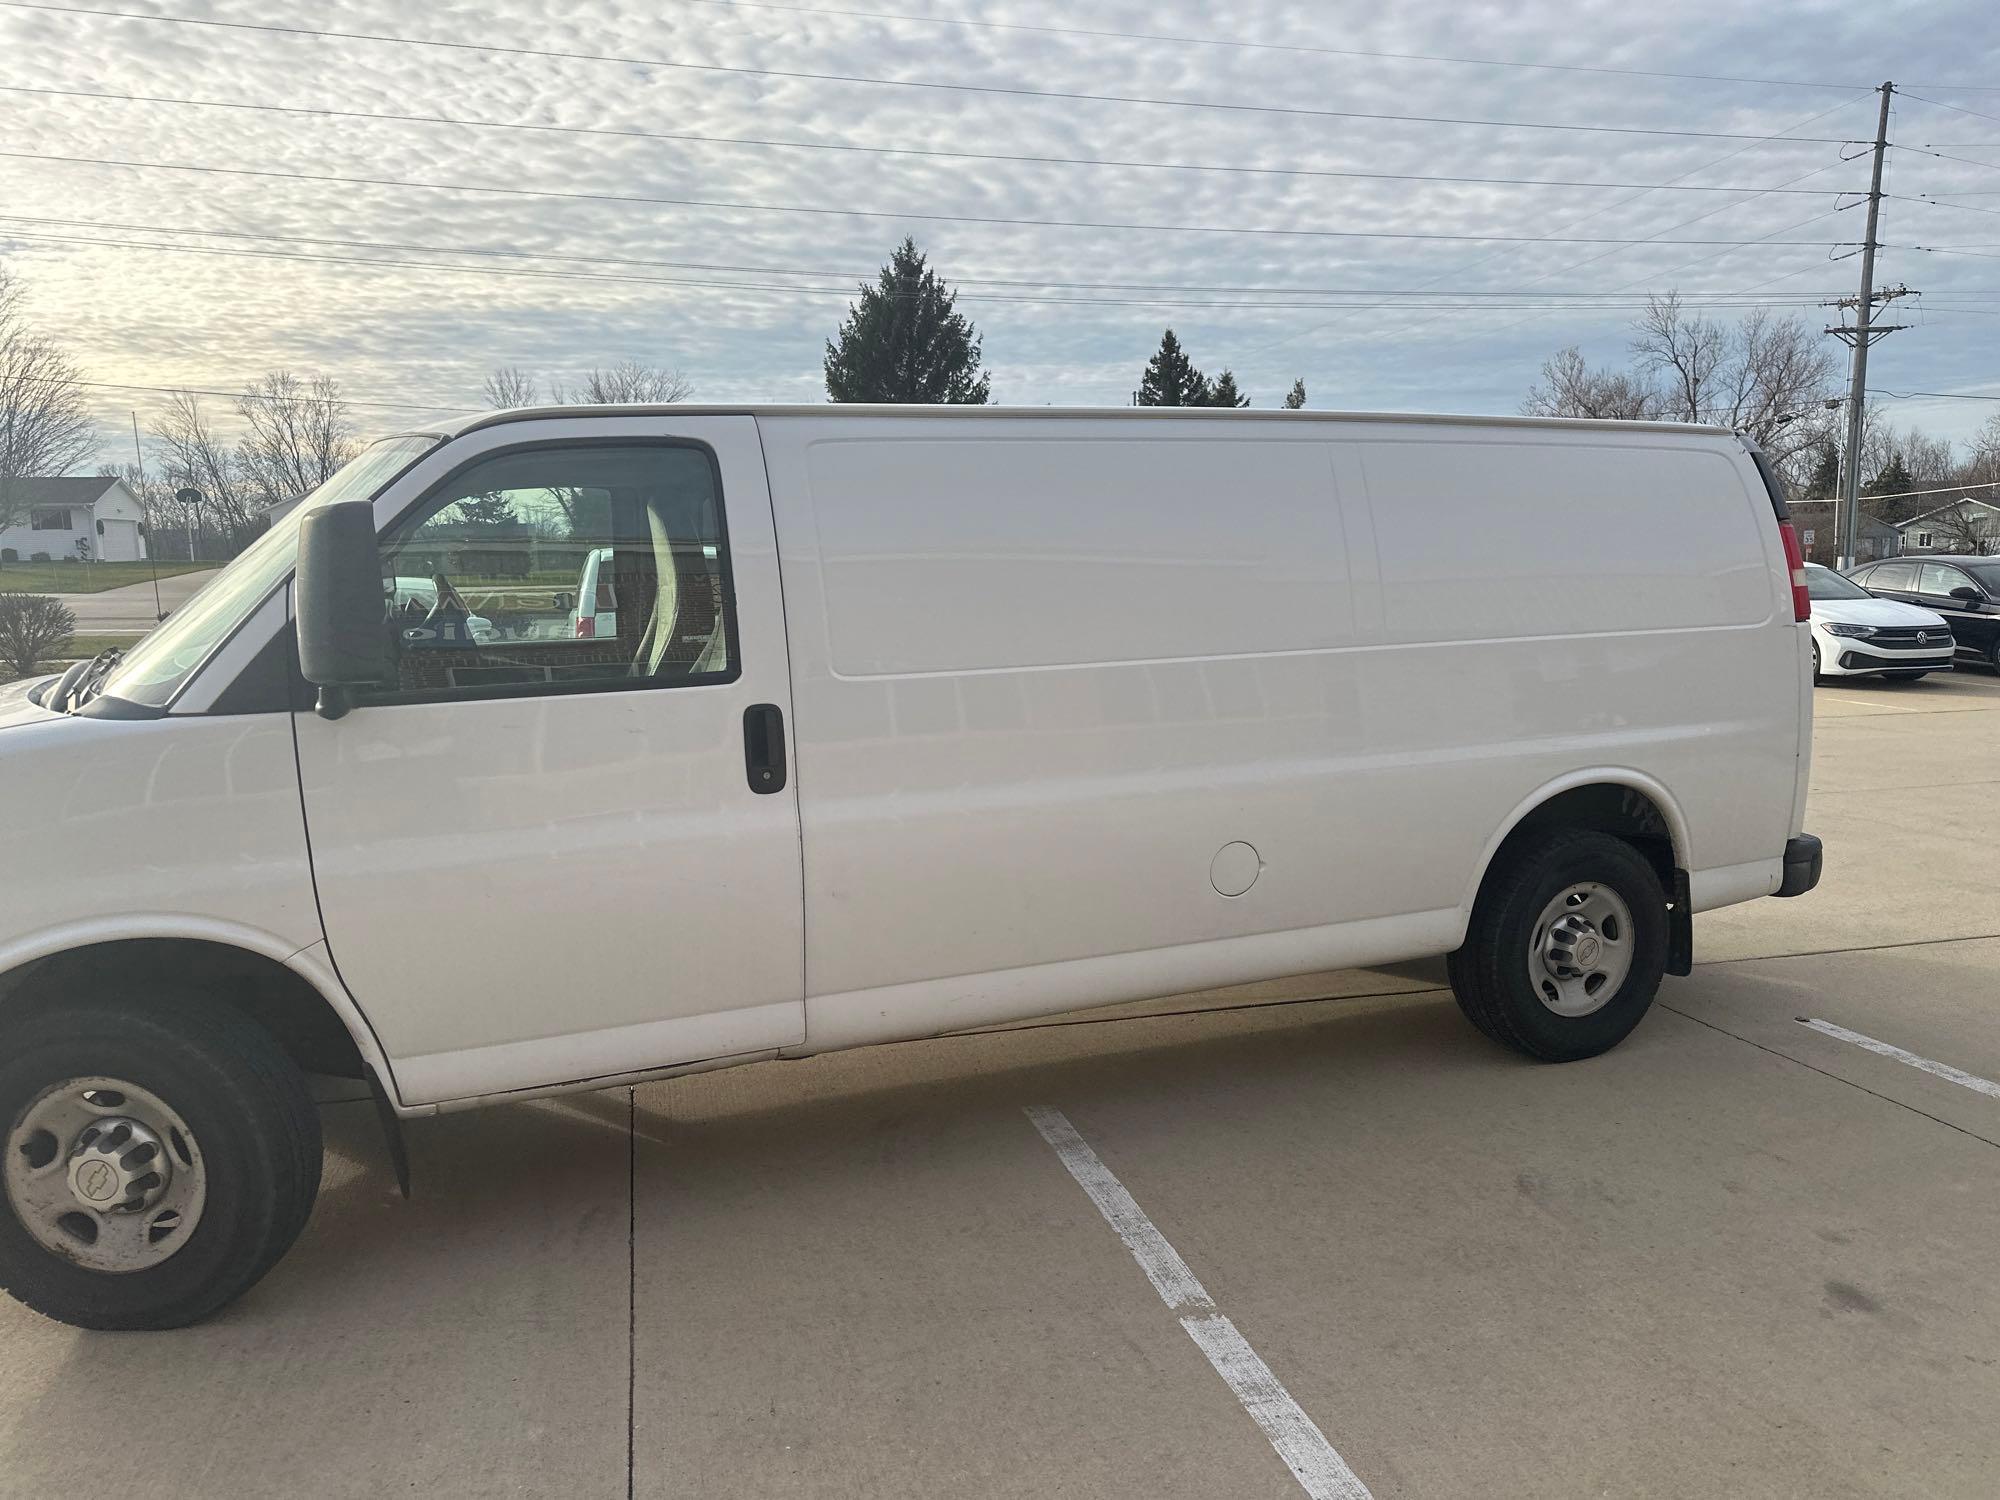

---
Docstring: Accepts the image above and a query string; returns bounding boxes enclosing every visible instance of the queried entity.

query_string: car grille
[1864,627,1955,651]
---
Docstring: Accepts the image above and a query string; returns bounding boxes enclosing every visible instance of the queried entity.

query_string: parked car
[1805,564,1954,682]
[1845,555,2000,671]
[0,405,1821,1328]
[564,546,618,640]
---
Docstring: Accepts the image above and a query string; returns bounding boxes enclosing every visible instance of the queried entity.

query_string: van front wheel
[0,991,322,1330]
[1448,829,1668,1061]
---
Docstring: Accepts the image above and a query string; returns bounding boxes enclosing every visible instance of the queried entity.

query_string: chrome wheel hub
[5,1079,207,1274]
[1530,883,1635,1018]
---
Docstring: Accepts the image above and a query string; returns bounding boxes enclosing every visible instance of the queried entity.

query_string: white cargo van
[0,406,1820,1328]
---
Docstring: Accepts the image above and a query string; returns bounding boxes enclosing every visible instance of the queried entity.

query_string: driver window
[371,443,736,702]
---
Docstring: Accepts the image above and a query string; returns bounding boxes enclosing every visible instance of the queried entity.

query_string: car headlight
[1822,623,1877,638]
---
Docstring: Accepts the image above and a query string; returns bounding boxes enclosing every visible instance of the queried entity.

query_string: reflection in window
[373,444,736,701]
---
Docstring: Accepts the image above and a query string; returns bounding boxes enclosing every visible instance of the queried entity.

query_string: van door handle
[743,703,787,794]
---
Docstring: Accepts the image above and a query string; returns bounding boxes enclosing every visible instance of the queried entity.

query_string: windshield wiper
[61,646,124,713]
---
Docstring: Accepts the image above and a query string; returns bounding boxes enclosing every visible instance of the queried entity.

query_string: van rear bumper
[1775,834,1823,897]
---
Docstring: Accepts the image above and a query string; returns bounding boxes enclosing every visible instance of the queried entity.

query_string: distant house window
[30,508,71,531]
[1916,530,1933,549]
[95,520,105,535]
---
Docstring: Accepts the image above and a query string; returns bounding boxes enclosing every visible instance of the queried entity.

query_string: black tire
[1810,640,1824,684]
[0,991,321,1330]
[1447,828,1668,1062]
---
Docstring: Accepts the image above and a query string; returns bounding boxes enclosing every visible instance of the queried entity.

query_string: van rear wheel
[1448,829,1668,1062]
[0,991,321,1330]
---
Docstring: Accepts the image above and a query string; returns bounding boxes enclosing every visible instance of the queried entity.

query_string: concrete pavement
[47,569,219,632]
[4,672,2000,1498]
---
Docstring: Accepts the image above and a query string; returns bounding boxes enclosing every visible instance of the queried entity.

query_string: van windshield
[97,434,442,711]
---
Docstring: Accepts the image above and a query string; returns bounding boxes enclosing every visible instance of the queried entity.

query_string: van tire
[0,991,322,1330]
[1448,829,1668,1062]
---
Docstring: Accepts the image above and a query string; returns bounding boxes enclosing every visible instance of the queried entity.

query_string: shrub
[0,594,76,678]
[28,551,51,563]
[0,548,16,563]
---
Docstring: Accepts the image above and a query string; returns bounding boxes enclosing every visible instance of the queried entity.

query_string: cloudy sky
[2,0,1997,456]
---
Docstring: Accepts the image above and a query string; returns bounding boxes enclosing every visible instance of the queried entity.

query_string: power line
[1901,93,2000,128]
[0,213,1872,301]
[1881,390,2000,400]
[0,84,1863,198]
[664,0,1877,90]
[65,377,475,414]
[1896,145,2000,177]
[1242,94,1870,358]
[0,149,1874,248]
[0,2,1866,143]
[0,228,1861,313]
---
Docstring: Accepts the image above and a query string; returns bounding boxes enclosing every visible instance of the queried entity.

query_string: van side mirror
[1950,586,1983,607]
[297,500,389,720]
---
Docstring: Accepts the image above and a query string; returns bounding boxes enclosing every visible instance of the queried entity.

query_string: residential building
[0,476,150,563]
[1897,497,2000,556]
[1788,500,1899,566]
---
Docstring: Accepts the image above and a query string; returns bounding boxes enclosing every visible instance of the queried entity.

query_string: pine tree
[1206,370,1250,409]
[1282,379,1307,410]
[1132,329,1211,407]
[1862,452,1919,524]
[1801,441,1839,502]
[456,494,518,528]
[824,237,991,403]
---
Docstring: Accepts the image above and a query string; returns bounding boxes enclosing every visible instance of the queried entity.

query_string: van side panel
[765,417,1391,1027]
[765,415,1802,1047]
[1350,431,1800,920]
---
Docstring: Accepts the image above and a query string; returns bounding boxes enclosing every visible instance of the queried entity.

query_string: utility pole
[1828,82,1906,569]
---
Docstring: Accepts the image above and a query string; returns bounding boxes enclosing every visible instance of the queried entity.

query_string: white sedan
[1807,564,1954,682]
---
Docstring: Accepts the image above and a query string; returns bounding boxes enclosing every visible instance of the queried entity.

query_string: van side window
[369,443,737,703]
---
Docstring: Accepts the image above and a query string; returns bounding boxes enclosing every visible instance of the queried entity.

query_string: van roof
[429,404,1737,442]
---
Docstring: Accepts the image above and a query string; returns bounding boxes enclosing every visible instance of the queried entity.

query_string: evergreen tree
[1801,440,1840,502]
[1132,329,1211,406]
[1862,451,1918,524]
[456,494,518,528]
[1282,379,1307,410]
[1206,370,1250,409]
[824,237,990,403]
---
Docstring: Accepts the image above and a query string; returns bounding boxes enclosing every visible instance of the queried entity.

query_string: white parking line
[1797,1019,2000,1100]
[1824,696,1928,712]
[1025,1105,1374,1500]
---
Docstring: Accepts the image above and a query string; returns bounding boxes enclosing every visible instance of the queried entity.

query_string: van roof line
[436,404,1734,441]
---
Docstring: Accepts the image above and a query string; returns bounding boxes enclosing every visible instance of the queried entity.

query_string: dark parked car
[1846,556,2000,670]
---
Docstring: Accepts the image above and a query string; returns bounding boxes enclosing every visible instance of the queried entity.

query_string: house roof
[0,476,122,508]
[1899,496,2000,527]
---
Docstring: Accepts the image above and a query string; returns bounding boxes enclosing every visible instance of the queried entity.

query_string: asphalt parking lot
[4,671,2000,1499]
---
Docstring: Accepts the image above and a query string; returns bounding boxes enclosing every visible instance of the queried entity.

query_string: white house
[1897,496,2000,556]
[0,476,150,563]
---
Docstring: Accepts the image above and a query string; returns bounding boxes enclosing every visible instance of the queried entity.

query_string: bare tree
[1630,294,1836,470]
[0,265,96,544]
[552,360,692,405]
[235,371,359,507]
[481,366,539,409]
[1927,500,1999,556]
[1521,346,1660,420]
[154,389,256,545]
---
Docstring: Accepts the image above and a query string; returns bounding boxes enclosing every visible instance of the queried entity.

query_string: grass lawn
[0,560,212,594]
[0,632,146,686]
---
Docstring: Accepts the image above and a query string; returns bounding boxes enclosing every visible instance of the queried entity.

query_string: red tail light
[1778,522,1810,622]
[575,615,595,639]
